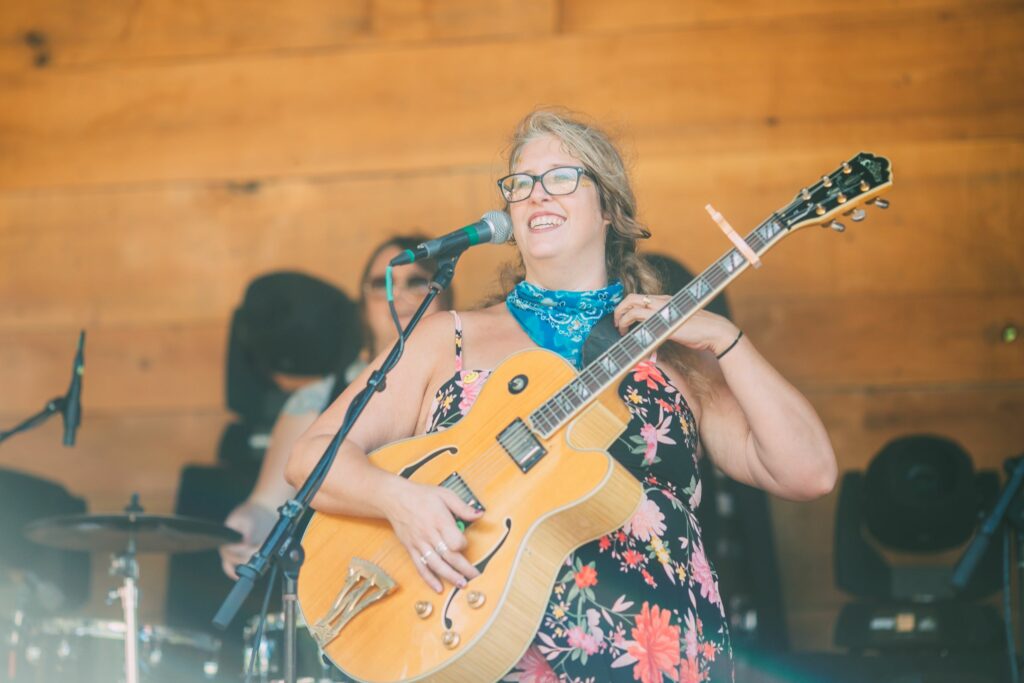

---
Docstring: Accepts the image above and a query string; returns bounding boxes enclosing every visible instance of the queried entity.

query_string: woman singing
[287,109,837,682]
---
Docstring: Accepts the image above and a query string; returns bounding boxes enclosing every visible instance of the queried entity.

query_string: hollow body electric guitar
[297,153,893,682]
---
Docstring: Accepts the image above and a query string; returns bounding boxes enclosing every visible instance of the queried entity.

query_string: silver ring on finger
[642,295,652,307]
[419,550,434,565]
[435,540,449,554]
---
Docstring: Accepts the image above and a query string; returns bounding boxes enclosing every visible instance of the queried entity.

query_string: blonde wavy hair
[496,108,709,391]
[498,108,660,296]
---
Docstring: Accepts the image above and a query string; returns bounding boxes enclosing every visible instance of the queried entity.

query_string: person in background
[219,235,454,578]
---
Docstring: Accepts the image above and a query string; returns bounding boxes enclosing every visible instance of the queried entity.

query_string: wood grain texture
[738,292,1024,387]
[1,290,1018,415]
[1,139,1020,332]
[0,0,559,70]
[1,6,1022,189]
[0,322,226,414]
[561,0,1021,33]
[0,0,1020,657]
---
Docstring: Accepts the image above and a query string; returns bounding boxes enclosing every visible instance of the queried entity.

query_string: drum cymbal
[24,513,242,554]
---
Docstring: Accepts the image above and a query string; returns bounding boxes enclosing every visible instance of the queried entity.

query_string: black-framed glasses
[496,166,594,203]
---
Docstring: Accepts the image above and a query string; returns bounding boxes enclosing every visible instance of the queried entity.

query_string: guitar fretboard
[528,215,789,437]
[524,150,892,438]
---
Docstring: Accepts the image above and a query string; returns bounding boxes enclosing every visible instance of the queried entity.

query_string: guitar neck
[527,150,893,438]
[528,215,788,438]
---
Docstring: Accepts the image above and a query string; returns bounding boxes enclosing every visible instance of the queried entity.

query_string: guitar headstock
[780,152,893,233]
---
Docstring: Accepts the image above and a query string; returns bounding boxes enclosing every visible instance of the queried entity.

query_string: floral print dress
[425,313,733,683]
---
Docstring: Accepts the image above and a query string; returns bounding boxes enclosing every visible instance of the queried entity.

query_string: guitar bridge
[309,557,396,647]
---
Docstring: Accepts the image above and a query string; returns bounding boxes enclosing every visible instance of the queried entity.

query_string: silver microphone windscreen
[481,210,513,245]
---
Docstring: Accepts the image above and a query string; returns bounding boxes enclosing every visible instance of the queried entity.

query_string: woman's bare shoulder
[457,302,508,322]
[457,303,521,337]
[406,309,458,346]
[451,304,534,366]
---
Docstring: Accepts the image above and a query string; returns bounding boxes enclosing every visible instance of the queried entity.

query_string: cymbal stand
[5,580,29,682]
[108,494,144,683]
[280,544,304,683]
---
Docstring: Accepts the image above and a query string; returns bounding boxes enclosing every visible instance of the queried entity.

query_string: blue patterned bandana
[506,279,624,369]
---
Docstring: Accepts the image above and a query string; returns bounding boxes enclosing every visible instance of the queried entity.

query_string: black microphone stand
[952,454,1024,683]
[0,397,66,445]
[212,253,462,682]
[0,330,84,447]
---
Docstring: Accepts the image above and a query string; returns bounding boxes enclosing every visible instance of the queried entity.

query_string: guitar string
[352,178,862,565]
[344,223,780,578]
[356,231,772,572]
[313,166,887,611]
[359,372,571,571]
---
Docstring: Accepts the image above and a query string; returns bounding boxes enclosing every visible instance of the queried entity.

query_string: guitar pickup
[440,472,484,531]
[497,418,547,473]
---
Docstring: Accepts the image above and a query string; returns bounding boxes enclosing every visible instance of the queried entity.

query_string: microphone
[390,211,513,266]
[62,330,85,447]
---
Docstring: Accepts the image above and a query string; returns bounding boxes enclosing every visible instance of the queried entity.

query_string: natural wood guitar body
[298,151,894,682]
[297,348,644,682]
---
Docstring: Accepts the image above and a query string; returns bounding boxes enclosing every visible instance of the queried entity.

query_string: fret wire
[536,407,553,431]
[532,217,785,435]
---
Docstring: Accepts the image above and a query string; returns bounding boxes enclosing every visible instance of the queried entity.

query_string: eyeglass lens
[500,167,583,202]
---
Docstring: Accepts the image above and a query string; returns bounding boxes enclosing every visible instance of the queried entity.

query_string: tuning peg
[842,162,852,174]
[828,220,846,232]
[874,198,889,209]
[850,208,866,222]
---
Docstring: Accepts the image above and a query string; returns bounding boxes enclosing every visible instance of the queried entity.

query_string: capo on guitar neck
[705,204,762,269]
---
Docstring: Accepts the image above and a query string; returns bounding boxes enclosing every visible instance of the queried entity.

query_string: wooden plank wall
[1,0,1022,652]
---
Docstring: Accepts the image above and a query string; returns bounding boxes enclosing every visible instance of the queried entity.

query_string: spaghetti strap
[449,310,464,372]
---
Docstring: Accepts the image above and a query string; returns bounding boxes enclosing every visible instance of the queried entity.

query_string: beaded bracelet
[716,330,744,360]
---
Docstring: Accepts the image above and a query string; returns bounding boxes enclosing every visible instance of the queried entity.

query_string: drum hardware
[243,611,343,683]
[6,598,26,681]
[244,543,310,683]
[113,525,141,683]
[17,618,221,682]
[281,544,303,683]
[23,493,241,683]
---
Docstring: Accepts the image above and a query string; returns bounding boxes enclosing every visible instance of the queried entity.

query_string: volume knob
[466,591,486,609]
[442,631,461,650]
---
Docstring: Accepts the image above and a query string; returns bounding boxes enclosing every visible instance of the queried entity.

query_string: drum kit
[5,493,343,683]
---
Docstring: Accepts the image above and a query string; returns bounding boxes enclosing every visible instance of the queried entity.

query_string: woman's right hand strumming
[285,313,483,594]
[380,478,483,593]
